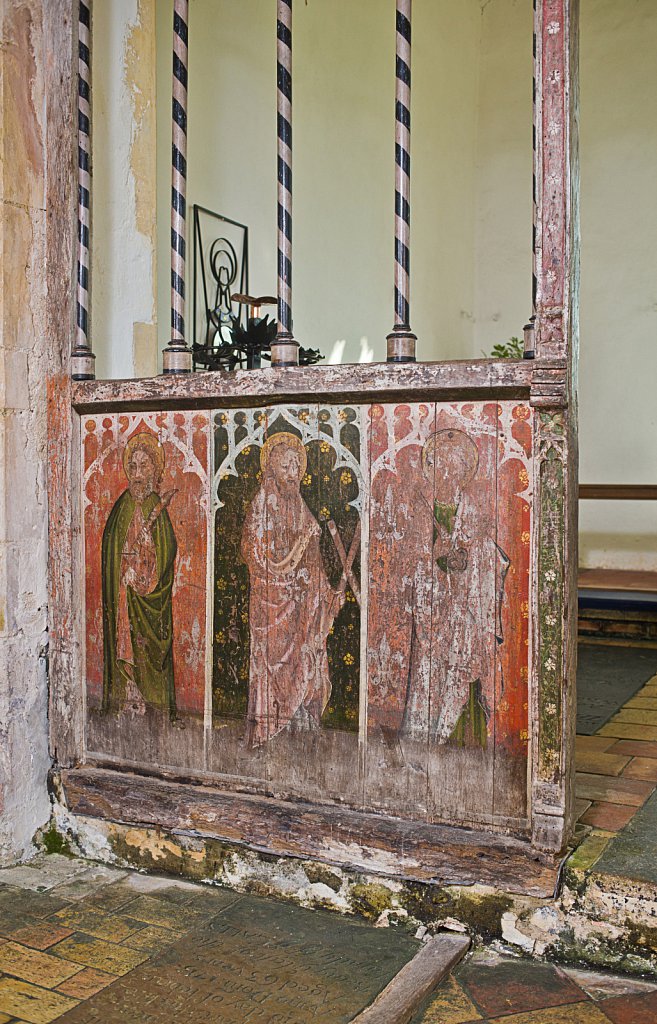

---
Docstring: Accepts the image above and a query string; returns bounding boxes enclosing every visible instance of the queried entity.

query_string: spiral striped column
[163,0,192,374]
[271,0,299,368]
[387,0,416,363]
[71,0,96,381]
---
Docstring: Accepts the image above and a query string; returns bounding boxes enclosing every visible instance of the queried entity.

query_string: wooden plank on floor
[351,933,470,1024]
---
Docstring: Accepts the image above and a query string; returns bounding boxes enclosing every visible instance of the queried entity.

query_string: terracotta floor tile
[622,757,657,782]
[457,959,587,1018]
[601,991,657,1024]
[7,922,74,950]
[578,802,638,831]
[50,933,149,976]
[0,940,83,988]
[575,773,654,806]
[598,723,657,741]
[0,976,79,1024]
[488,1004,609,1023]
[417,975,482,1023]
[575,798,592,820]
[52,906,143,943]
[55,966,115,999]
[608,739,657,759]
[575,752,631,777]
[575,735,616,753]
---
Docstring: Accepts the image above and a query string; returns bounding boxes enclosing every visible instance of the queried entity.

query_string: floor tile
[7,922,74,951]
[575,772,654,806]
[52,906,143,943]
[456,958,587,1018]
[567,831,613,873]
[595,791,657,884]
[560,966,657,1001]
[578,802,638,831]
[416,975,482,1022]
[0,857,88,894]
[488,1004,609,1023]
[622,757,657,781]
[121,924,184,953]
[614,709,657,726]
[80,885,141,915]
[0,888,69,924]
[599,723,657,741]
[50,867,127,902]
[113,894,204,931]
[601,991,657,1023]
[50,934,150,976]
[575,736,617,753]
[575,752,631,777]
[0,976,79,1024]
[625,697,657,711]
[55,967,115,999]
[0,941,83,988]
[609,740,657,759]
[575,798,593,820]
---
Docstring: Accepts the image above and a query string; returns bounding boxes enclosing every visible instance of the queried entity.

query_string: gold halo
[422,429,479,484]
[123,431,165,480]
[260,432,307,479]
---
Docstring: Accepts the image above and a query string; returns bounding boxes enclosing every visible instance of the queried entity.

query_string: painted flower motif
[215,630,226,644]
[519,468,529,486]
[545,702,558,716]
[343,653,354,666]
[320,506,331,519]
[323,475,330,483]
[520,729,528,742]
[302,473,312,486]
[221,473,230,481]
[545,569,557,583]
[298,410,309,423]
[545,657,557,672]
[242,446,251,456]
[320,441,331,453]
[545,613,557,627]
[239,667,248,680]
[547,20,560,34]
[257,412,267,424]
[521,531,530,544]
[346,590,356,603]
[328,626,334,636]
[241,612,248,624]
[340,470,352,486]
[216,578,227,591]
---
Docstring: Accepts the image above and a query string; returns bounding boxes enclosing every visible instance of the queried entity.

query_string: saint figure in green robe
[101,432,178,719]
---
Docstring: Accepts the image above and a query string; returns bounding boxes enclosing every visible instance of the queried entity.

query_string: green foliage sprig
[488,336,524,359]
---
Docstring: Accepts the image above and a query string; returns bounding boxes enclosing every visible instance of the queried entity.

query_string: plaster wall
[0,0,52,863]
[154,0,480,366]
[475,0,657,570]
[92,0,158,380]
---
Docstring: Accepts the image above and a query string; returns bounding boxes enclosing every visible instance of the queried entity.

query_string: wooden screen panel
[211,405,363,805]
[365,402,436,816]
[364,401,532,828]
[83,411,210,771]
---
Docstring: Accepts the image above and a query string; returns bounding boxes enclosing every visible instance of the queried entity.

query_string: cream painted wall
[155,0,480,364]
[92,0,158,380]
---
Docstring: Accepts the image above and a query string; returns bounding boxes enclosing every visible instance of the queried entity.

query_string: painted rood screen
[82,401,532,829]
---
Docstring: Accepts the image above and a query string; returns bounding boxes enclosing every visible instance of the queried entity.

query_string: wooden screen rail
[579,485,657,501]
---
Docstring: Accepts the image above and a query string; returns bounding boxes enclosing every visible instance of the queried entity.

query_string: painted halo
[260,431,308,479]
[422,429,479,485]
[123,431,166,480]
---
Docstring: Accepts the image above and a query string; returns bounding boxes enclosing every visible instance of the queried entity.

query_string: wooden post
[530,0,579,854]
[71,0,96,381]
[271,0,299,368]
[162,0,192,374]
[387,0,416,364]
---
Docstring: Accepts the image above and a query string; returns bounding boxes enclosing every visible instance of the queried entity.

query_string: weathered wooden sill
[71,358,568,413]
[60,766,562,899]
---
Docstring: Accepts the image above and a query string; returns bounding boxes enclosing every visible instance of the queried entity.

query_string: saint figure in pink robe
[241,433,345,747]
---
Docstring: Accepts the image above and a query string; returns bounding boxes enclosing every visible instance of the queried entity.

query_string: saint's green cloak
[102,490,177,717]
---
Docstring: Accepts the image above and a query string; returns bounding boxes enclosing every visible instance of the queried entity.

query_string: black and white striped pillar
[387,0,416,364]
[270,0,299,368]
[162,0,192,374]
[71,0,96,381]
